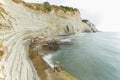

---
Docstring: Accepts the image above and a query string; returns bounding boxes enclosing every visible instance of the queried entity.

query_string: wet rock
[42,39,60,50]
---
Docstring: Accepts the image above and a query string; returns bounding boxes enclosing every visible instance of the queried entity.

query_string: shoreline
[29,36,78,80]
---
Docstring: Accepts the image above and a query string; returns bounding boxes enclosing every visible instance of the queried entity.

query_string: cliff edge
[0,0,97,35]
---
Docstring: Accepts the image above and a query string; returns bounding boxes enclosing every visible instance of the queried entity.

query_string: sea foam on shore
[43,54,54,69]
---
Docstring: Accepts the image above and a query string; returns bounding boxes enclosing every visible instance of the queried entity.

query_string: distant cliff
[0,0,97,35]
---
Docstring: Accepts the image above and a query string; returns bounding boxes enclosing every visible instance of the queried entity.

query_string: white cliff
[0,0,97,80]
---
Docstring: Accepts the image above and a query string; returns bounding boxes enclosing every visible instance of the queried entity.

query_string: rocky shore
[0,0,98,79]
[29,36,78,80]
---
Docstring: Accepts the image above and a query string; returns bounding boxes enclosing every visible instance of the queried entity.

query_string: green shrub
[24,2,78,13]
[82,19,89,23]
[74,8,78,11]
[60,6,78,11]
[43,2,50,5]
[43,4,52,12]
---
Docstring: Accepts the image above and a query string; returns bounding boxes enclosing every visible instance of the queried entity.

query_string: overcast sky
[24,0,120,32]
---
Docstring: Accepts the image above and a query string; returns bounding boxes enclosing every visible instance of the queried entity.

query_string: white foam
[60,39,71,42]
[43,54,54,69]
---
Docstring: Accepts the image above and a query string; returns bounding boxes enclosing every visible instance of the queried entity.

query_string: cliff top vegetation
[12,0,79,13]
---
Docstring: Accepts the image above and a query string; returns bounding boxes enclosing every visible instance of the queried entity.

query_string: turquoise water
[52,32,120,80]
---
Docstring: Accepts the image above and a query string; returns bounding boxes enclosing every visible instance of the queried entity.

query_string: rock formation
[0,0,97,35]
[0,0,97,80]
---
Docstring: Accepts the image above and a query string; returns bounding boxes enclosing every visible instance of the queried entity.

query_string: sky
[24,0,120,32]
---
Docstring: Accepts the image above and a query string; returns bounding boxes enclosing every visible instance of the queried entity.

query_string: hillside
[0,0,97,80]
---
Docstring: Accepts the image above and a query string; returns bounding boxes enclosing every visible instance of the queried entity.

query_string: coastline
[29,36,78,80]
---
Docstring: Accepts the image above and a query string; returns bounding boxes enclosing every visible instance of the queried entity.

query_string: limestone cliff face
[0,0,97,35]
[0,0,97,80]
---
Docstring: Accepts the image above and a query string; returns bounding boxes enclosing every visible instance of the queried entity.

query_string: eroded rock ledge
[29,36,78,80]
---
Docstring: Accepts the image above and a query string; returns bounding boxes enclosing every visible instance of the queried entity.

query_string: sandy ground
[29,43,79,80]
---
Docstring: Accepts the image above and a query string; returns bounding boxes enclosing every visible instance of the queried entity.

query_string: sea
[51,32,120,80]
